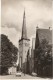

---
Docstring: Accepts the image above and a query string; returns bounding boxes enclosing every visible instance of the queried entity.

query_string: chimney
[49,27,51,30]
[36,25,39,30]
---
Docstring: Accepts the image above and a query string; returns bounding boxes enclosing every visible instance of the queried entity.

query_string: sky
[0,1,1,34]
[1,0,52,48]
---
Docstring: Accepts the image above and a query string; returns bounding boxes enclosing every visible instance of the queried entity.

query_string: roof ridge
[37,28,51,30]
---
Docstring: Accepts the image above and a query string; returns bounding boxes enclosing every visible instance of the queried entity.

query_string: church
[18,10,52,75]
[19,10,30,73]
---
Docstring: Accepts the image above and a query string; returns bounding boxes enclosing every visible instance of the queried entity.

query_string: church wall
[19,41,23,69]
[22,39,30,63]
[18,10,30,73]
[19,39,30,72]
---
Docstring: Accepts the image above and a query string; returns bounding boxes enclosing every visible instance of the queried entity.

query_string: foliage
[35,39,52,77]
[0,34,18,74]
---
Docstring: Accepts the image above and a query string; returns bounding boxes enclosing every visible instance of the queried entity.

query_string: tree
[35,39,52,77]
[0,34,18,74]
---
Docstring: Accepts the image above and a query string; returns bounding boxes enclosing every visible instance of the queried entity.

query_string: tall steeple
[21,10,27,39]
[19,10,30,72]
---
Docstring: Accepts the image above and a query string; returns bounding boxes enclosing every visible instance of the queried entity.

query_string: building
[31,38,36,72]
[8,66,17,75]
[35,27,52,49]
[19,10,30,72]
[8,61,18,75]
[34,27,52,73]
[26,48,32,74]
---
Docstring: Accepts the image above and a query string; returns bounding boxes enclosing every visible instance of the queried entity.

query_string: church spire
[21,10,27,39]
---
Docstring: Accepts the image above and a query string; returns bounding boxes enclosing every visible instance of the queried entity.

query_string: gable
[37,29,52,44]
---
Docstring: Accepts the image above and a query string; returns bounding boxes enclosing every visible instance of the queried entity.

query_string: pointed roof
[21,10,27,39]
[36,28,52,44]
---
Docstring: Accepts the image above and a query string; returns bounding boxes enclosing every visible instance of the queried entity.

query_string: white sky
[0,1,1,34]
[1,0,52,48]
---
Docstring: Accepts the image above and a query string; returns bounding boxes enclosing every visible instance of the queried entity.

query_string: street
[0,73,52,79]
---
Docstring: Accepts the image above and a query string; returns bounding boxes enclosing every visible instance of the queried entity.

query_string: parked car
[31,72,37,76]
[16,71,22,77]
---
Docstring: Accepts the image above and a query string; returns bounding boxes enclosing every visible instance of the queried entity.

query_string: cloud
[0,1,1,34]
[1,0,52,47]
[1,27,21,47]
[2,0,52,28]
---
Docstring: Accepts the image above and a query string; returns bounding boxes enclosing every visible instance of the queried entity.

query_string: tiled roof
[37,28,52,44]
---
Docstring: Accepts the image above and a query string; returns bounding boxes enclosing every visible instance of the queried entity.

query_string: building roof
[36,28,52,44]
[21,10,27,39]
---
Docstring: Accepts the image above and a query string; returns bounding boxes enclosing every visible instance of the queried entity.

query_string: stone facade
[19,39,30,71]
[19,11,30,72]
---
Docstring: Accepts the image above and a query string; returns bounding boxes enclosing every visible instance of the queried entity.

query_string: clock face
[19,41,23,45]
[25,43,29,47]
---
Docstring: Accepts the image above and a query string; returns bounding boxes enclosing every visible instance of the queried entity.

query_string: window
[25,43,29,46]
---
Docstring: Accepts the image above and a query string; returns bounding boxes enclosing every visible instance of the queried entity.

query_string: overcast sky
[1,0,52,48]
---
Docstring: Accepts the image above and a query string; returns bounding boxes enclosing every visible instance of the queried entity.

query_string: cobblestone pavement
[0,73,52,80]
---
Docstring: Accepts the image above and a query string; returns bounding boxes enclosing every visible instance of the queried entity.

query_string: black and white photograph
[0,0,53,79]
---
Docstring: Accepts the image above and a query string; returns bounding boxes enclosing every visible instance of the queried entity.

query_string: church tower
[19,10,30,72]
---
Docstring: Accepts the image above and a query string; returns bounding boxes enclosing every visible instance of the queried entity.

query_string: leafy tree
[35,39,52,77]
[0,34,18,74]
